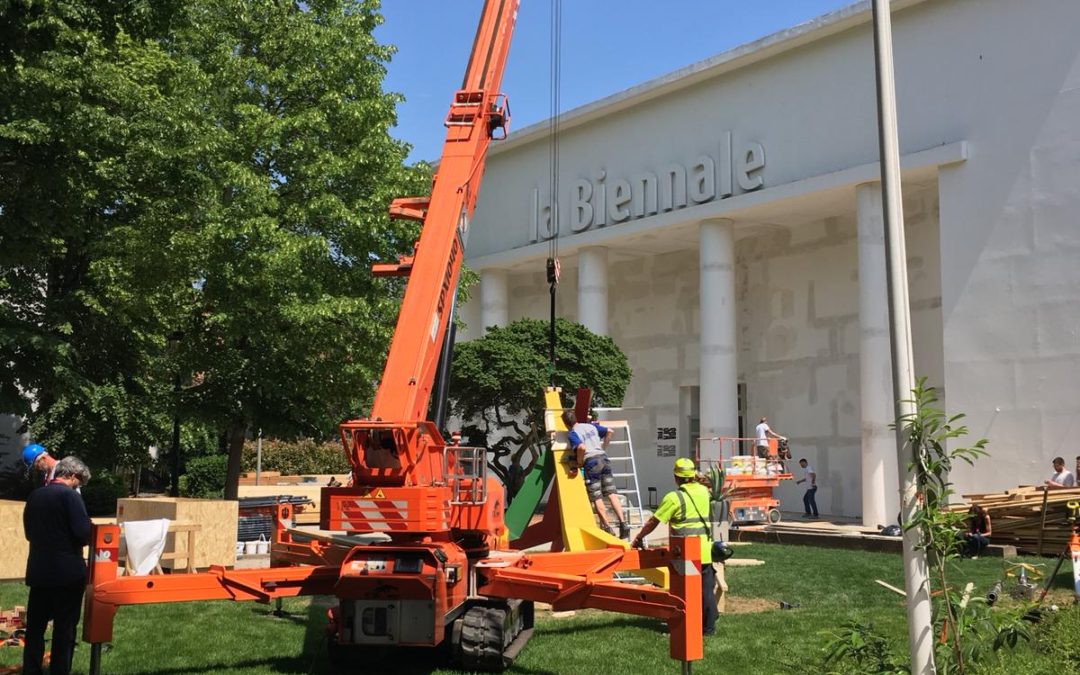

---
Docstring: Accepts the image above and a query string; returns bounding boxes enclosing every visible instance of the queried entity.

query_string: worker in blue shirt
[562,410,630,539]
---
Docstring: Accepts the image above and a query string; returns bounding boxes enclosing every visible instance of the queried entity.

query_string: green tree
[0,0,205,468]
[449,318,631,496]
[163,0,428,498]
[1,0,430,500]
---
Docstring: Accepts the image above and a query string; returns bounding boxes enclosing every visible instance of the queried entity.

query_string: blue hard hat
[22,444,47,467]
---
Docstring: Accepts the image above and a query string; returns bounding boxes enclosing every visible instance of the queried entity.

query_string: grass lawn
[0,542,1075,674]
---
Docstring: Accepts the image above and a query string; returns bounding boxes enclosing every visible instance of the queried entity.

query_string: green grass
[1,543,1075,674]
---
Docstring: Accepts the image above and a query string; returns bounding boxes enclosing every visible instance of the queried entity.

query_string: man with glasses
[22,456,92,675]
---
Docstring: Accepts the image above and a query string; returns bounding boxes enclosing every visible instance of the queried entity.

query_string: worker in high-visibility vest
[631,457,718,636]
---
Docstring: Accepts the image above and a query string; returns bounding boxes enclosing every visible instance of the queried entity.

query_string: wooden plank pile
[953,486,1080,554]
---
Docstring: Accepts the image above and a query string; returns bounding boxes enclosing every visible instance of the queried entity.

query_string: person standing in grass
[796,458,819,519]
[631,458,718,637]
[22,456,92,675]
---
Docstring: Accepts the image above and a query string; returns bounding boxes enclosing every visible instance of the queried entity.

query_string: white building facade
[457,0,1080,524]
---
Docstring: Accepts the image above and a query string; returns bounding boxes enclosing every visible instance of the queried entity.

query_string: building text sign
[656,426,677,457]
[529,131,765,242]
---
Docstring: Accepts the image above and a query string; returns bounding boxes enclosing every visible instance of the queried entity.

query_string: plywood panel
[0,500,29,581]
[1,502,118,582]
[117,498,238,570]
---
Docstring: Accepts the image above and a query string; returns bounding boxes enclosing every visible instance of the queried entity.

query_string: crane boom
[370,0,517,425]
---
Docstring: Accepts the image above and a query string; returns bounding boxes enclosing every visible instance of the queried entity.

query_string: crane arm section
[369,0,518,425]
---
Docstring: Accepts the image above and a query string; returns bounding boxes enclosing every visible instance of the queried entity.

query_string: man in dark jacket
[22,456,92,675]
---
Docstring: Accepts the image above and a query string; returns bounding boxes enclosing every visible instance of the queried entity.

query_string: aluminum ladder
[600,420,646,527]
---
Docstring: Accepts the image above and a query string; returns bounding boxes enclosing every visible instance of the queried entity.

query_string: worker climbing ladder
[601,420,646,527]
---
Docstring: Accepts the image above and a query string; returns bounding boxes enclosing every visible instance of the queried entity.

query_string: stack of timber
[237,475,346,525]
[955,486,1080,554]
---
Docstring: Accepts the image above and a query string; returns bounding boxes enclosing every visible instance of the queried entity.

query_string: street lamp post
[167,331,184,497]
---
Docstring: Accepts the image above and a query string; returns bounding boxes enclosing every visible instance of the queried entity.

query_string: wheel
[458,605,510,672]
[767,508,782,524]
[454,601,534,672]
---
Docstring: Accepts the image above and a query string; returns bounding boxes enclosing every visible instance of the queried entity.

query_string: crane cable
[545,0,563,384]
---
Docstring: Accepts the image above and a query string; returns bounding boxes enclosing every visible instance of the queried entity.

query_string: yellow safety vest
[669,482,712,564]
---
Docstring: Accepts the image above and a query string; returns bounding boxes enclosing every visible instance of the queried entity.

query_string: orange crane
[81,2,703,671]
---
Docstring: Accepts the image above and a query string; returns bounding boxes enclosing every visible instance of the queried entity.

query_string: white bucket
[255,534,270,555]
[235,541,245,557]
[244,540,258,556]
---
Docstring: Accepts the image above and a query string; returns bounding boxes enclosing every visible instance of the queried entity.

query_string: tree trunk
[223,421,247,501]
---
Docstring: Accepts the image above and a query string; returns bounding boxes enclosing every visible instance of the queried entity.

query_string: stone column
[856,182,901,527]
[479,269,509,334]
[577,247,609,336]
[699,219,739,461]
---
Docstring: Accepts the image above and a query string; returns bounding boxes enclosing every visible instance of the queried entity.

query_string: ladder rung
[607,456,631,461]
[612,473,636,478]
[606,440,630,445]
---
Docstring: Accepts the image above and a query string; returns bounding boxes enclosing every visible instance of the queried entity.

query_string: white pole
[870,1,935,673]
[256,429,263,486]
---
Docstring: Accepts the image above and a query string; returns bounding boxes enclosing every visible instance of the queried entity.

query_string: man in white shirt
[1045,456,1076,489]
[796,458,819,518]
[754,417,785,458]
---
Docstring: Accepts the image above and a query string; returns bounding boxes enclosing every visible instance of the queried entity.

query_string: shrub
[181,454,228,498]
[240,438,349,476]
[82,469,128,517]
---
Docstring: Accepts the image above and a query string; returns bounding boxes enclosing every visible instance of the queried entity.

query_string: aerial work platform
[697,437,793,525]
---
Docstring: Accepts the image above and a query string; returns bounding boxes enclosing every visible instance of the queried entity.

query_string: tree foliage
[449,318,631,494]
[0,0,429,497]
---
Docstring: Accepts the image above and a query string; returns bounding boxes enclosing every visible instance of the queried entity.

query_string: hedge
[240,438,349,476]
[81,469,129,517]
[181,454,228,498]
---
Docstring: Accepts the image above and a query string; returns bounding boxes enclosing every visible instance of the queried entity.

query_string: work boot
[618,522,631,540]
[602,523,616,536]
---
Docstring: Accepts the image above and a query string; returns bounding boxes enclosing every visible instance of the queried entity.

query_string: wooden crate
[116,498,238,570]
[0,500,29,581]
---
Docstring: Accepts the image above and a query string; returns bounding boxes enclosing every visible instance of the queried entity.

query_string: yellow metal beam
[544,388,668,588]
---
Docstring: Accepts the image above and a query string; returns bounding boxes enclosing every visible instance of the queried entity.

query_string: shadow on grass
[125,599,332,675]
[1045,560,1076,591]
[537,614,666,636]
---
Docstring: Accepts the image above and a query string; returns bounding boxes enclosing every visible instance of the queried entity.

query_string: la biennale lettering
[529,132,765,242]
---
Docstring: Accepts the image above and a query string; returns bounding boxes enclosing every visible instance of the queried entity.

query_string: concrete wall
[460,0,1080,514]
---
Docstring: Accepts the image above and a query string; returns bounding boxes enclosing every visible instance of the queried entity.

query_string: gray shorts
[583,455,616,501]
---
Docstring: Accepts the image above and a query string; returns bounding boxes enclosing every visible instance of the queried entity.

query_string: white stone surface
[456,0,1080,516]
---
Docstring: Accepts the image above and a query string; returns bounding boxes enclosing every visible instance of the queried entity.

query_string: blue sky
[375,1,855,163]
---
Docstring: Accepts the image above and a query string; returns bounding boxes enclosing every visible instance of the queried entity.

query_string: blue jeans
[803,486,819,517]
[964,532,989,557]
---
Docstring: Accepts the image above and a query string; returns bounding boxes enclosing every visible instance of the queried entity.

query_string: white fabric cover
[121,519,170,576]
